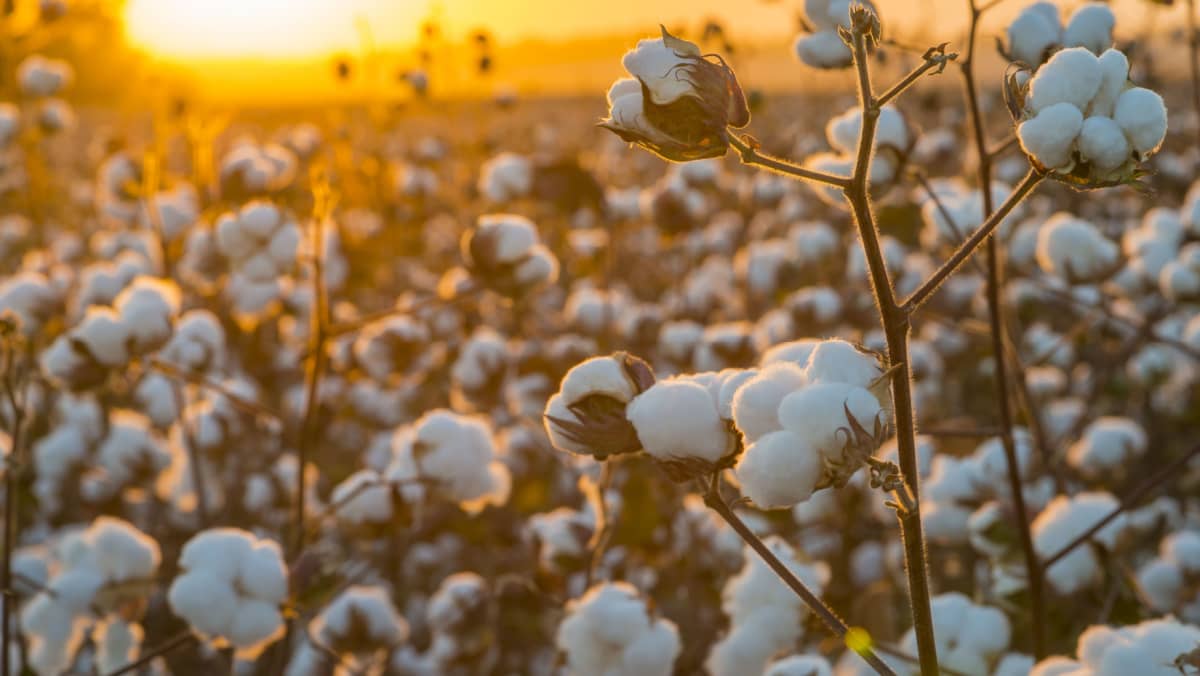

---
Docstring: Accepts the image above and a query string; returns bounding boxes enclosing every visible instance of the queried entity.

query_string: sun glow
[123,0,373,61]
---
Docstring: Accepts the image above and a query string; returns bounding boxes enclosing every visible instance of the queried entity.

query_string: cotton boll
[626,379,730,465]
[1028,48,1102,113]
[778,383,883,487]
[227,599,285,655]
[1088,48,1130,118]
[556,582,680,676]
[1078,116,1131,171]
[794,30,853,69]
[803,339,882,388]
[92,619,143,676]
[76,307,132,368]
[736,430,822,509]
[1066,417,1147,477]
[1008,3,1061,66]
[730,362,807,442]
[478,152,532,203]
[1033,492,1126,595]
[1063,3,1115,55]
[1137,558,1184,612]
[1114,87,1168,157]
[1036,214,1119,282]
[1018,102,1084,170]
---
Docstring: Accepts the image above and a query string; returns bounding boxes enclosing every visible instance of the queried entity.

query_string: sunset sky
[120,0,1186,102]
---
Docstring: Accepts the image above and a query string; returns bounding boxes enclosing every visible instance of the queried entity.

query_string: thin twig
[703,480,898,676]
[903,169,1043,314]
[876,44,957,107]
[104,630,196,676]
[959,0,1046,654]
[1041,443,1200,570]
[727,134,851,188]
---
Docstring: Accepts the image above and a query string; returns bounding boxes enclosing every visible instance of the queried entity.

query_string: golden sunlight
[123,0,369,60]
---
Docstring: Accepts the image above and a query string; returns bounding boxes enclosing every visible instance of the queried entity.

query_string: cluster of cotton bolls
[555,581,681,676]
[1031,617,1200,674]
[218,139,299,199]
[21,517,160,675]
[288,585,409,675]
[41,275,181,389]
[166,528,289,658]
[1014,46,1167,184]
[793,0,876,68]
[213,200,300,318]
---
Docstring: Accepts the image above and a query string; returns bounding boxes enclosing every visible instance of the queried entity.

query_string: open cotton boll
[1036,214,1119,282]
[92,619,143,676]
[1161,257,1200,299]
[803,339,882,388]
[1033,492,1126,595]
[778,382,884,486]
[1018,103,1084,170]
[1007,2,1061,66]
[626,378,731,465]
[114,276,181,354]
[794,30,853,69]
[1066,417,1147,477]
[76,307,133,368]
[622,37,695,105]
[331,469,393,525]
[731,362,807,442]
[310,585,408,663]
[760,339,821,369]
[478,152,533,203]
[1078,116,1130,171]
[1086,49,1130,118]
[556,582,680,676]
[1062,3,1115,55]
[1114,87,1168,157]
[736,430,822,509]
[1033,618,1200,674]
[898,593,1011,676]
[560,355,643,405]
[1028,47,1103,113]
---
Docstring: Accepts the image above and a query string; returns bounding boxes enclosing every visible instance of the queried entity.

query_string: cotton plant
[20,517,160,676]
[1003,2,1115,67]
[166,528,289,659]
[555,581,681,676]
[1012,46,1167,187]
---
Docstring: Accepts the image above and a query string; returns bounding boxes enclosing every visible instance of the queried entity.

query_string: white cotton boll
[556,582,679,676]
[479,152,532,203]
[1087,48,1130,118]
[736,430,822,509]
[114,276,181,353]
[1114,87,1168,157]
[1063,3,1115,55]
[1165,531,1200,574]
[560,356,640,405]
[228,599,285,653]
[76,307,132,367]
[93,619,143,675]
[17,54,71,97]
[168,569,239,636]
[761,339,821,369]
[314,585,408,652]
[1067,417,1147,477]
[1161,259,1200,300]
[1137,558,1183,612]
[803,339,881,388]
[620,619,681,675]
[1008,3,1061,66]
[794,31,853,69]
[1028,47,1102,113]
[622,37,693,105]
[716,369,757,420]
[1078,116,1131,171]
[626,379,730,464]
[1033,492,1125,595]
[266,222,300,267]
[731,362,807,442]
[778,382,883,457]
[994,653,1036,676]
[1018,102,1084,170]
[331,470,391,528]
[1036,214,1119,282]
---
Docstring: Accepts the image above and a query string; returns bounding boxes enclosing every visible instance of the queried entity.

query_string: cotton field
[1,0,1200,675]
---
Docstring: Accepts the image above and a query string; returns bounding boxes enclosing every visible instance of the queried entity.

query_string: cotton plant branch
[701,475,899,676]
[727,134,851,188]
[840,18,942,675]
[958,0,1046,656]
[1040,443,1200,570]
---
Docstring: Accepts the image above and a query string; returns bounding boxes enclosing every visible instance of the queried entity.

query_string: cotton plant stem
[727,134,850,188]
[0,356,25,676]
[702,482,899,676]
[1041,443,1200,570]
[845,26,940,676]
[293,216,330,559]
[960,0,1046,656]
